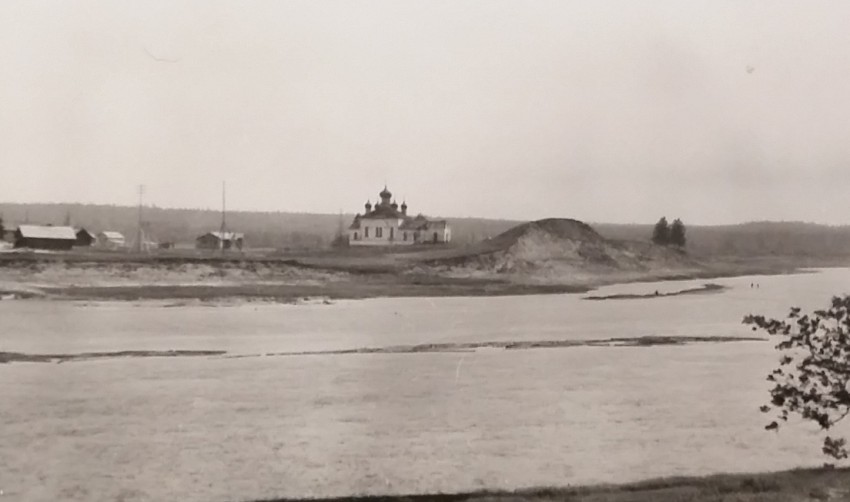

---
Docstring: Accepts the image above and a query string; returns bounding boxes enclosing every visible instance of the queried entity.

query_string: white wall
[348,218,451,246]
[349,218,415,246]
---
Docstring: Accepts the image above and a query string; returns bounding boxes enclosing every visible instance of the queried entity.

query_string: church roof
[361,204,404,219]
[399,219,424,230]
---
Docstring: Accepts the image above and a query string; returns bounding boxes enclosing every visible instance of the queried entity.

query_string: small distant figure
[750,282,753,288]
[655,290,660,296]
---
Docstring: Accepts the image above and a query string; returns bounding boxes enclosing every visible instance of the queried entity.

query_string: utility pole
[219,181,226,254]
[135,184,146,254]
[337,209,344,238]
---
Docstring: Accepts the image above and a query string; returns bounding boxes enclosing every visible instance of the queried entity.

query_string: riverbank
[0,251,835,302]
[250,466,850,502]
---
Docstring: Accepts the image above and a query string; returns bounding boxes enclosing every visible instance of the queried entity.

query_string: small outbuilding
[75,228,96,247]
[196,231,244,250]
[14,225,77,251]
[97,231,127,249]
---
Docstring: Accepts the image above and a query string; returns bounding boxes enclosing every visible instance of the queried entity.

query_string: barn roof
[201,231,244,240]
[17,225,77,240]
[99,231,125,240]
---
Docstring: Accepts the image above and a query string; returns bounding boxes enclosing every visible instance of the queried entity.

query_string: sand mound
[429,218,700,283]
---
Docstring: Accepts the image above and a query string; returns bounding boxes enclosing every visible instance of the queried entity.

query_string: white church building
[348,186,451,246]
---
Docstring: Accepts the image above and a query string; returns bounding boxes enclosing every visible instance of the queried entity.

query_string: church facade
[348,186,451,246]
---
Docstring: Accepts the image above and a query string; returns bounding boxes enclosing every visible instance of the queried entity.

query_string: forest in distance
[3,202,850,260]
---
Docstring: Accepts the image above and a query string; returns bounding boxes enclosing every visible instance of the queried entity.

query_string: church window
[376,227,383,238]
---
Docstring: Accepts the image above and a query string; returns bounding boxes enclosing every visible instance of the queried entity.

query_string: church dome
[379,186,392,199]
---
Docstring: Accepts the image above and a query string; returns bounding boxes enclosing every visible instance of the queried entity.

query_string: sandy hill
[422,218,702,284]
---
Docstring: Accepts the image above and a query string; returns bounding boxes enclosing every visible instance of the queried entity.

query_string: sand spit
[0,349,226,364]
[0,336,764,365]
[583,283,726,301]
[224,335,766,359]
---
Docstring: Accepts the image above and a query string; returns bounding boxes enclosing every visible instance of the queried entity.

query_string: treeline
[651,217,686,247]
[594,221,850,258]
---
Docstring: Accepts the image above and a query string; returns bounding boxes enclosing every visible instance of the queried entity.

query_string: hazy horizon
[2,2,849,225]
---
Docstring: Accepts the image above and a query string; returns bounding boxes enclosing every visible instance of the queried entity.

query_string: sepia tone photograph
[2,1,850,501]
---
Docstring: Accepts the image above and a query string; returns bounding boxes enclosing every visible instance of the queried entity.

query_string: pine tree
[669,218,687,247]
[651,217,669,245]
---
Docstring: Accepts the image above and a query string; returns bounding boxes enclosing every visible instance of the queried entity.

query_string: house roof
[99,231,125,240]
[17,225,77,240]
[75,228,96,238]
[201,231,244,240]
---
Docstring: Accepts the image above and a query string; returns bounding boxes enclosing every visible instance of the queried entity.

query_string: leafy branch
[744,295,850,459]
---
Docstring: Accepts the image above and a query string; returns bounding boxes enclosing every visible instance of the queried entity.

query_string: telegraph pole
[219,181,226,254]
[135,184,146,253]
[337,209,344,237]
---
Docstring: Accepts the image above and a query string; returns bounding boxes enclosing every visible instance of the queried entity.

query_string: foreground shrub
[744,295,850,460]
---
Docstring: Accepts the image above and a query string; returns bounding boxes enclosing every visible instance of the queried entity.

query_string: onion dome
[379,185,392,200]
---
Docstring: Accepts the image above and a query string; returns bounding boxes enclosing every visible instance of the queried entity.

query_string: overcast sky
[1,1,849,224]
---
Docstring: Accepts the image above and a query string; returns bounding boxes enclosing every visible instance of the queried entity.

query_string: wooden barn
[196,231,244,250]
[75,228,96,247]
[14,225,77,251]
[96,231,126,249]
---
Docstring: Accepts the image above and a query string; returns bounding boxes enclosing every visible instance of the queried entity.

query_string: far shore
[0,251,844,302]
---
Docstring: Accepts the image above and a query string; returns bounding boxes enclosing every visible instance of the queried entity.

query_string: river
[2,268,849,501]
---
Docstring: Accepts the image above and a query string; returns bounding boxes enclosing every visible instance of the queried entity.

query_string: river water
[2,269,850,501]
